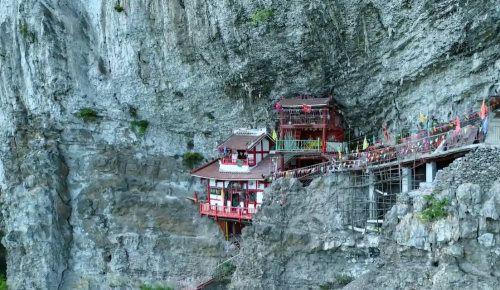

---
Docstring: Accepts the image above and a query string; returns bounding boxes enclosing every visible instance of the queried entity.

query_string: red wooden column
[206,179,210,204]
[279,104,285,171]
[322,106,327,153]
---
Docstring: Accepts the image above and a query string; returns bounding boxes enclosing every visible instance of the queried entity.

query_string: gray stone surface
[229,177,382,290]
[232,147,500,289]
[0,124,229,289]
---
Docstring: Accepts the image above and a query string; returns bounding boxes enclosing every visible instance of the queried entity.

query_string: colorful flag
[454,118,460,133]
[362,136,368,150]
[275,102,281,112]
[302,104,311,113]
[272,130,277,141]
[479,99,486,119]
[419,112,428,123]
[384,124,389,142]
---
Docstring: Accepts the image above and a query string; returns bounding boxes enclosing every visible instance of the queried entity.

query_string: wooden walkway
[276,123,485,179]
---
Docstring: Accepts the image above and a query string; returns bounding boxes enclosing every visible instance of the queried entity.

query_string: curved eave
[189,159,219,175]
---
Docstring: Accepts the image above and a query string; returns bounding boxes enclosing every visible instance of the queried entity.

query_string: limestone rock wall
[233,147,500,290]
[230,177,382,290]
[0,0,500,289]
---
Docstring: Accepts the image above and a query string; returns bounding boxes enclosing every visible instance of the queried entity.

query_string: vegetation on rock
[0,275,7,290]
[113,4,124,12]
[182,152,203,169]
[19,24,36,43]
[130,120,149,137]
[419,194,450,223]
[76,108,99,120]
[213,261,236,281]
[249,8,273,26]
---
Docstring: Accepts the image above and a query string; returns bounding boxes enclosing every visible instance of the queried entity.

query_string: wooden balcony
[220,157,249,166]
[199,203,256,222]
[279,110,342,129]
[275,139,321,152]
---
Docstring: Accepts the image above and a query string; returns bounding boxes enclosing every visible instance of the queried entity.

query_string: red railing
[276,122,485,178]
[199,203,257,221]
[220,157,249,166]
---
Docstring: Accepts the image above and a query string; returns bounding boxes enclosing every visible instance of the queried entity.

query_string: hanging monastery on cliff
[190,94,500,239]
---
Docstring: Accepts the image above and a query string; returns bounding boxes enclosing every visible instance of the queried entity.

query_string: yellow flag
[221,189,224,204]
[419,112,428,123]
[338,149,341,160]
[362,136,368,150]
[272,130,277,141]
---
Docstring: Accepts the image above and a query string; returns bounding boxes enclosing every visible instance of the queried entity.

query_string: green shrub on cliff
[213,261,236,281]
[76,108,99,120]
[130,120,149,137]
[113,4,124,12]
[0,275,7,290]
[182,152,203,169]
[419,194,450,223]
[249,8,273,26]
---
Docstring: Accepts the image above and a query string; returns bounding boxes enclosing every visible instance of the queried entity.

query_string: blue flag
[483,118,487,134]
[223,144,227,155]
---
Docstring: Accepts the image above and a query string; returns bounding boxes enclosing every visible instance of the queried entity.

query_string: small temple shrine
[274,95,345,172]
[190,128,275,240]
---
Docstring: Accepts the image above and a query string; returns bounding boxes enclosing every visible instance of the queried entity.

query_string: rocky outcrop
[367,146,500,290]
[230,176,382,290]
[233,147,500,289]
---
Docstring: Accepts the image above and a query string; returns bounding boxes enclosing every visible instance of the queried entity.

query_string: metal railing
[276,122,485,178]
[199,203,257,222]
[275,139,321,152]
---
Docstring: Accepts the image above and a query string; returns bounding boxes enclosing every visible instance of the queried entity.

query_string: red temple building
[275,95,345,171]
[190,128,276,240]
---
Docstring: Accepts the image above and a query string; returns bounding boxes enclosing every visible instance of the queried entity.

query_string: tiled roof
[190,156,275,180]
[279,96,333,107]
[217,133,269,150]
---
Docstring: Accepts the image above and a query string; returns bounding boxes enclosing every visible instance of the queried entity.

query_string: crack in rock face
[0,0,499,289]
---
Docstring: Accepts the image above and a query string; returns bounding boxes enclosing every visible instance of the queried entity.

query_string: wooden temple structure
[190,128,275,240]
[274,95,345,172]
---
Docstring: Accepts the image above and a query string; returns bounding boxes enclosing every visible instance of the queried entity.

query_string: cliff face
[233,147,500,290]
[0,0,500,289]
